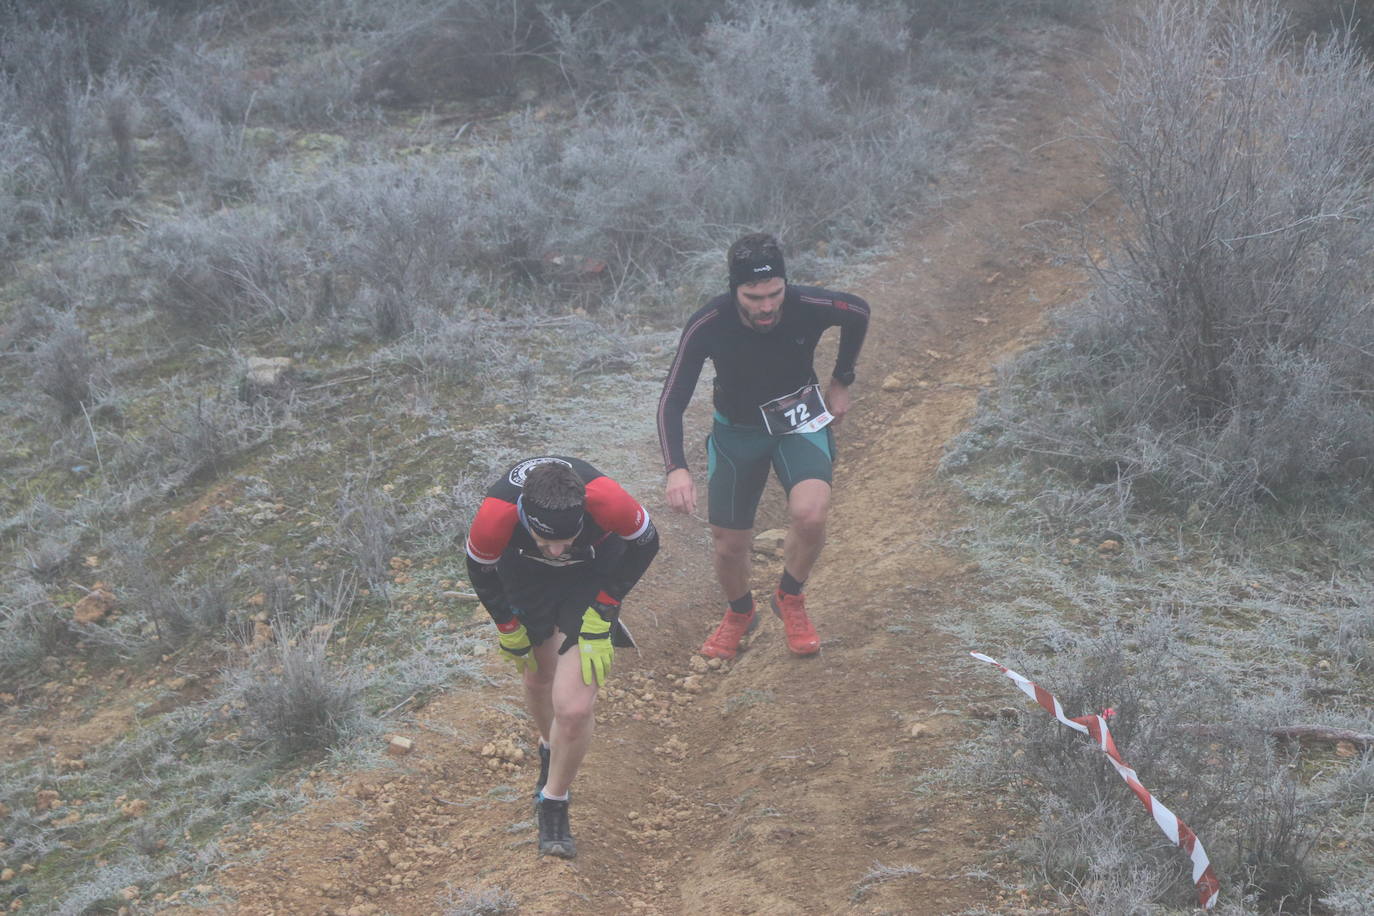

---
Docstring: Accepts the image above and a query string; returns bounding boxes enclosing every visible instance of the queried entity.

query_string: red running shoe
[700,609,757,659]
[770,590,820,656]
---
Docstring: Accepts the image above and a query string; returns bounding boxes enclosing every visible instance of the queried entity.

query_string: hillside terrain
[9,3,1373,914]
[138,29,1105,916]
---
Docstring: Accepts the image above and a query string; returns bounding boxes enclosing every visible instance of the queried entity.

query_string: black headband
[729,250,786,292]
[520,495,584,540]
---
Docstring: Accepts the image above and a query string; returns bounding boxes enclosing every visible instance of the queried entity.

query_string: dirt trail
[189,30,1108,916]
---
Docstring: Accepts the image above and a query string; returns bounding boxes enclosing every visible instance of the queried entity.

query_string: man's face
[530,531,576,559]
[734,276,785,333]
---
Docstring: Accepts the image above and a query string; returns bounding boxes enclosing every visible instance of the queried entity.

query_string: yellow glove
[496,621,536,674]
[578,606,614,686]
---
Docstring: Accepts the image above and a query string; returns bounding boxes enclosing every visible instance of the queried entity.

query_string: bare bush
[331,474,402,589]
[694,0,952,247]
[227,580,370,757]
[3,0,165,79]
[0,5,159,233]
[1,23,99,222]
[103,75,142,196]
[154,85,263,204]
[139,208,303,327]
[1325,579,1374,675]
[382,310,498,385]
[0,580,73,681]
[115,389,282,494]
[291,161,483,337]
[536,107,707,291]
[966,612,1337,909]
[357,0,542,105]
[904,0,1097,36]
[9,496,87,583]
[1286,0,1374,52]
[106,533,232,647]
[440,884,519,916]
[0,79,42,256]
[27,311,109,420]
[953,0,1374,514]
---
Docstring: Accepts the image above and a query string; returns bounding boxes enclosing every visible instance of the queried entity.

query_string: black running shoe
[536,796,576,858]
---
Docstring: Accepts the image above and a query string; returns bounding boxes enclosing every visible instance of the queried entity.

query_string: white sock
[540,789,569,801]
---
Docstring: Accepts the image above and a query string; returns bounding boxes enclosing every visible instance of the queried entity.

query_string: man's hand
[496,621,536,675]
[665,467,697,515]
[578,606,614,686]
[826,379,853,427]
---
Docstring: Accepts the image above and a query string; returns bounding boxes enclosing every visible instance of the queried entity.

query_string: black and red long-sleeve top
[657,283,870,472]
[464,456,658,626]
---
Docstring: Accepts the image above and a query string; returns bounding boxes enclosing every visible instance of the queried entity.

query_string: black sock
[728,593,755,615]
[778,570,804,596]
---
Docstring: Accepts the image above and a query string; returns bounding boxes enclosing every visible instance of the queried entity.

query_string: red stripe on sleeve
[585,477,650,539]
[465,497,519,564]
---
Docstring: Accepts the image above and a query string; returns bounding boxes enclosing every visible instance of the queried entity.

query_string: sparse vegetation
[947,0,1374,519]
[943,3,1374,910]
[440,883,520,916]
[0,0,1156,909]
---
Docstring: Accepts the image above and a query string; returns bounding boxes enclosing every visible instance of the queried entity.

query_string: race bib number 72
[759,383,833,436]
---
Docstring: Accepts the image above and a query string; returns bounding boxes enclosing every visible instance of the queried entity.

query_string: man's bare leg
[523,638,558,745]
[541,629,597,798]
[711,525,754,601]
[781,479,830,582]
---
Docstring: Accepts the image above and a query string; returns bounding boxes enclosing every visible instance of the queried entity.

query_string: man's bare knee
[553,696,595,731]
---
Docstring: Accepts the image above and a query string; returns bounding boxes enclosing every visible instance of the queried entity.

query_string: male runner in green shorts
[657,232,870,658]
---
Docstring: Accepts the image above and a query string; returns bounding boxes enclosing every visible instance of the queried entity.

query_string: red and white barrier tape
[971,651,1221,910]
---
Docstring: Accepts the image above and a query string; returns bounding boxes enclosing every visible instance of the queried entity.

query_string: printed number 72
[785,404,810,425]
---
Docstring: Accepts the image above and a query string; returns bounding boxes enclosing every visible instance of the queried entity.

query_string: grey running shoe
[536,796,576,858]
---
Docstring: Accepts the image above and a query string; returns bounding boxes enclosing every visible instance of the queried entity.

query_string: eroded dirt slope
[165,29,1108,916]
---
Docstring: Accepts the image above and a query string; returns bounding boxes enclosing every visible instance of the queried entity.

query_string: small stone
[120,799,150,818]
[1097,539,1122,554]
[386,735,414,756]
[73,583,117,624]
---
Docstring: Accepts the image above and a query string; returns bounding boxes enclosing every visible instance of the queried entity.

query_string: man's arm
[585,477,661,603]
[599,520,660,607]
[657,310,713,474]
[465,554,514,626]
[464,496,519,625]
[827,291,870,387]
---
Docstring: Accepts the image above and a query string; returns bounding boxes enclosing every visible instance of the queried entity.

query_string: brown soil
[157,30,1108,916]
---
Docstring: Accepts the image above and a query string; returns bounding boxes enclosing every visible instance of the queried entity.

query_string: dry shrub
[227,578,369,757]
[949,0,1374,515]
[28,311,108,421]
[970,612,1336,909]
[0,580,72,681]
[357,0,542,105]
[140,208,302,327]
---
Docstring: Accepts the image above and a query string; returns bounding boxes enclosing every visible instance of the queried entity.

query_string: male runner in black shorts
[657,232,869,658]
[465,457,659,857]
